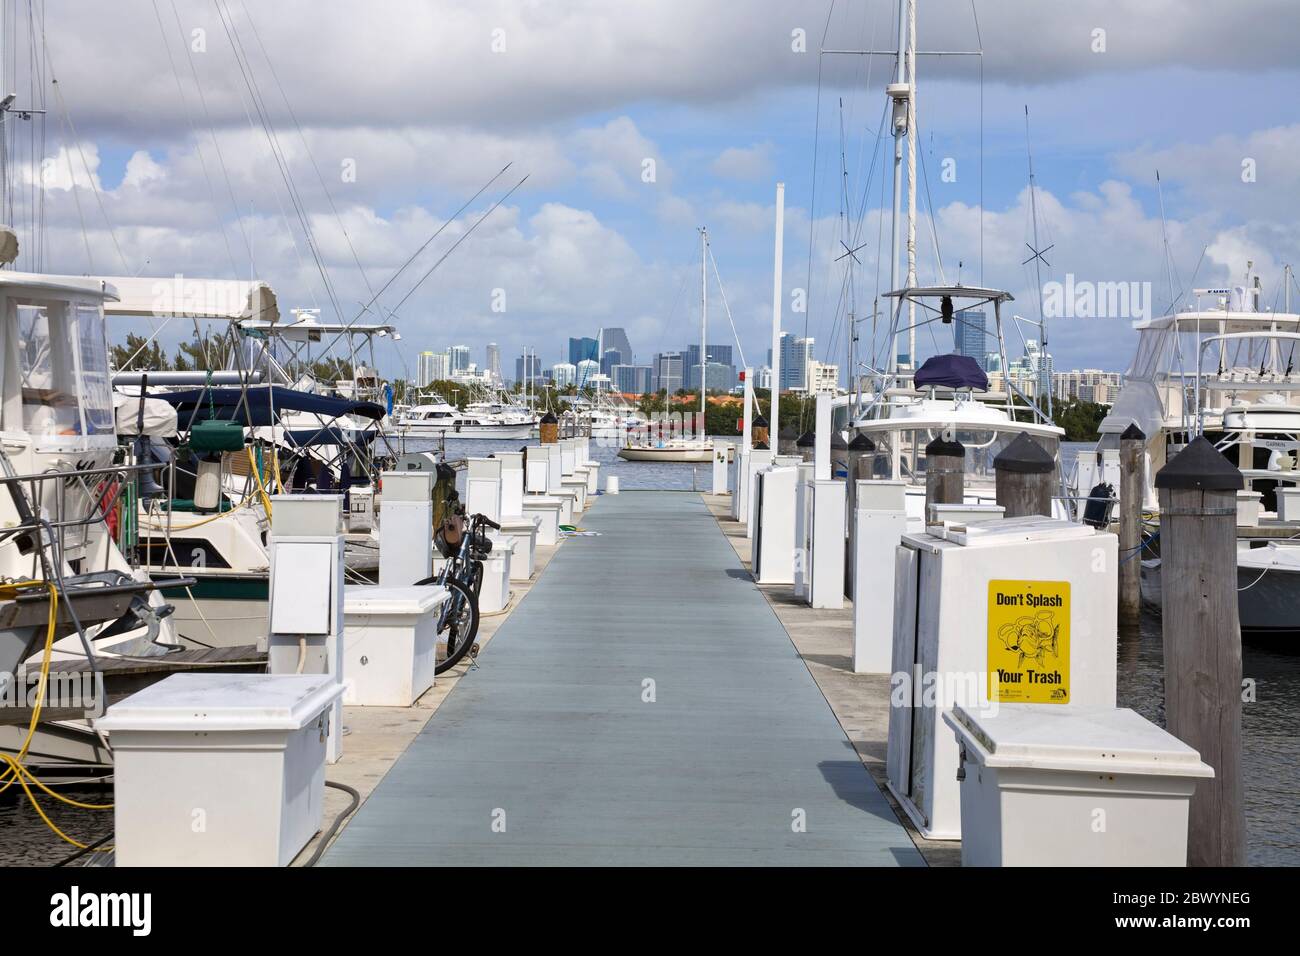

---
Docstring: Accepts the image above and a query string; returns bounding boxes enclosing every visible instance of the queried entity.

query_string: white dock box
[943,704,1213,866]
[1277,485,1300,522]
[343,585,449,706]
[888,516,1118,840]
[100,674,344,867]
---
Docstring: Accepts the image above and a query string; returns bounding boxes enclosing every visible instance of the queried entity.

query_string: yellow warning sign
[987,579,1070,704]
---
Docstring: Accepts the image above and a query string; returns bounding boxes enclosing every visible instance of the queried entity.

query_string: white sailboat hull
[397,421,534,440]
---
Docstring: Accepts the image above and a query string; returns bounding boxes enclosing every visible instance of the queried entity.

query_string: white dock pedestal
[793,464,816,599]
[852,480,908,673]
[550,489,577,524]
[522,496,563,545]
[500,515,541,580]
[266,495,345,764]
[887,517,1118,841]
[100,673,343,867]
[712,442,731,494]
[378,472,433,587]
[753,465,798,584]
[584,461,600,494]
[561,476,588,512]
[744,448,774,538]
[430,543,511,612]
[944,704,1213,866]
[807,479,846,609]
[343,585,448,706]
[477,547,512,613]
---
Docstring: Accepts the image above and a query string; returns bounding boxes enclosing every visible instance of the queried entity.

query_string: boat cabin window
[3,296,116,447]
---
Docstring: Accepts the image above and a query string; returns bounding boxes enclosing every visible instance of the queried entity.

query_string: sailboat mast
[887,0,910,373]
[700,227,708,440]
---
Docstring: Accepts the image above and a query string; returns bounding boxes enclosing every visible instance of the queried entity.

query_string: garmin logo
[49,886,151,937]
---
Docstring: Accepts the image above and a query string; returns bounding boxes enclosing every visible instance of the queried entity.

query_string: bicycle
[418,501,499,674]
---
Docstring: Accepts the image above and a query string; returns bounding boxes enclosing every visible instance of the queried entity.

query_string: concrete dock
[321,490,922,866]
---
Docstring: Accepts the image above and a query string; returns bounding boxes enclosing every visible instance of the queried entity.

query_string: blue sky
[8,0,1300,383]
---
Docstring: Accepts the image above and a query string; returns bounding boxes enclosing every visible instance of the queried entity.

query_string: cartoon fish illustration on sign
[996,610,1060,669]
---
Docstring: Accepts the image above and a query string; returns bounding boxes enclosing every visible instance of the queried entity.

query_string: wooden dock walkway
[322,490,922,866]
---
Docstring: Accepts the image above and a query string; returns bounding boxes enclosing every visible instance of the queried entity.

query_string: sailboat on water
[618,227,717,463]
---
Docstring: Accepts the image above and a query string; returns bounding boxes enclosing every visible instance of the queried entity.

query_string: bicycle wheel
[434,577,479,675]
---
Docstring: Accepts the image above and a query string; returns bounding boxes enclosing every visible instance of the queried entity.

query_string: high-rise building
[575,359,599,389]
[1024,339,1054,399]
[611,364,652,395]
[514,351,543,388]
[771,333,813,391]
[568,336,599,366]
[449,344,471,375]
[651,351,683,394]
[953,310,988,371]
[683,343,736,390]
[805,360,840,394]
[1052,369,1124,404]
[551,362,577,388]
[417,350,450,386]
[485,343,502,382]
[600,348,624,377]
[599,327,633,364]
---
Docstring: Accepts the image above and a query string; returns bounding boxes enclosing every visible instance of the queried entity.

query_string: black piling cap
[925,436,965,458]
[752,414,769,429]
[993,432,1055,475]
[848,433,876,451]
[1120,422,1146,442]
[540,411,558,424]
[1154,436,1243,491]
[796,430,817,448]
[830,432,850,450]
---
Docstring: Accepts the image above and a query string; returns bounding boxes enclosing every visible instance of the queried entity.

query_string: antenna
[1022,105,1052,418]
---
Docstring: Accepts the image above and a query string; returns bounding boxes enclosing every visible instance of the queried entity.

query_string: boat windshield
[861,427,1059,485]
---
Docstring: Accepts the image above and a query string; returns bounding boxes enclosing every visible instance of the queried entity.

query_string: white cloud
[710,143,774,182]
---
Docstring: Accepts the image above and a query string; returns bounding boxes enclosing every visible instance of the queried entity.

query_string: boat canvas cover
[914,354,989,391]
[113,392,179,438]
[148,386,385,426]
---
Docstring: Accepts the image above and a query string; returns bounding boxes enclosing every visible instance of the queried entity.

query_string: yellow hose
[248,447,274,519]
[0,582,113,851]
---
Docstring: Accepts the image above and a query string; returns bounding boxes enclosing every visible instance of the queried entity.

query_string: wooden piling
[777,425,799,457]
[539,411,559,444]
[1154,437,1246,867]
[796,430,816,463]
[924,437,965,511]
[993,431,1055,518]
[1118,423,1146,626]
[752,414,770,450]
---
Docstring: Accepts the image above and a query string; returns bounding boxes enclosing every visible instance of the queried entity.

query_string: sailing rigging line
[387,174,530,316]
[45,70,131,273]
[350,162,513,324]
[149,0,241,277]
[238,0,376,302]
[168,0,255,270]
[802,0,839,396]
[970,0,984,285]
[213,0,344,324]
[706,241,747,369]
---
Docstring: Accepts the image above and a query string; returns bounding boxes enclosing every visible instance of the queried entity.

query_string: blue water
[403,434,721,492]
